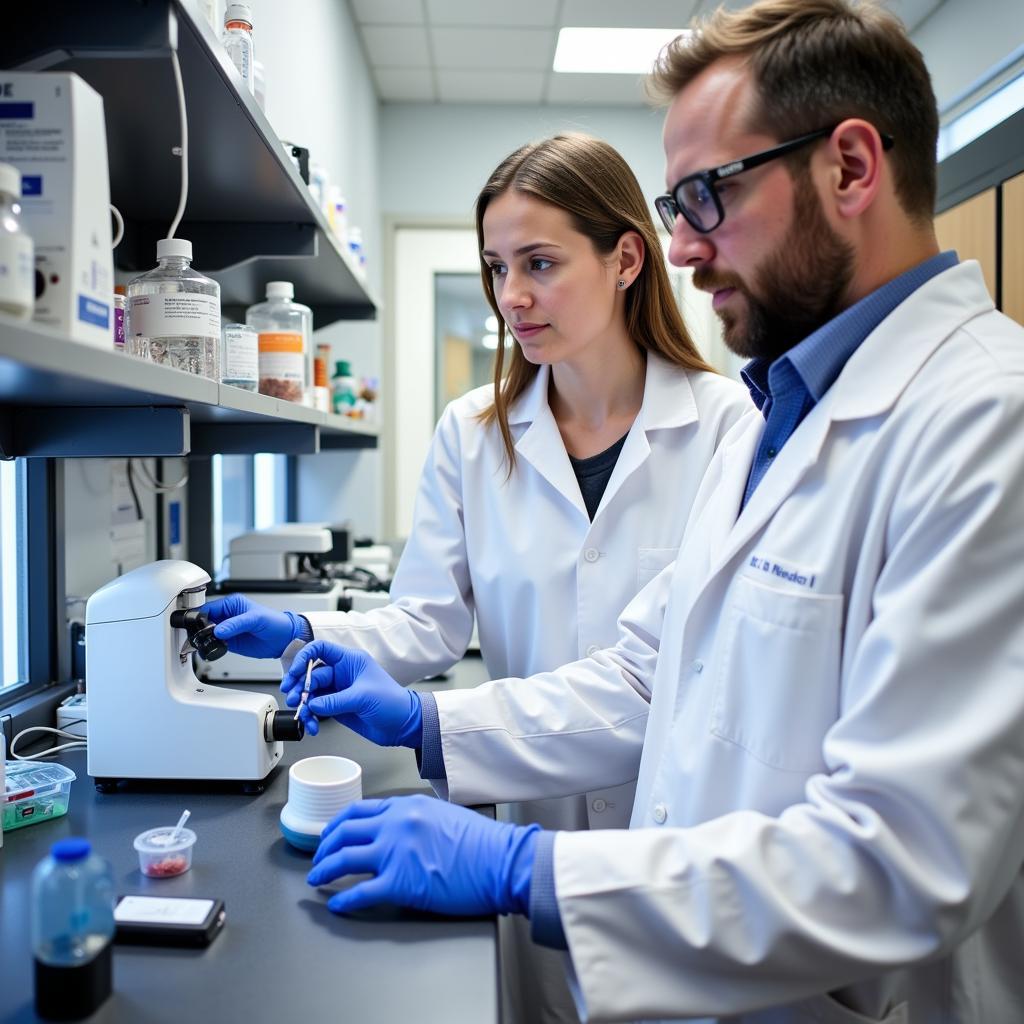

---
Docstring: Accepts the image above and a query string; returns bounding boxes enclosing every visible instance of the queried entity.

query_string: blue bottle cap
[52,838,91,862]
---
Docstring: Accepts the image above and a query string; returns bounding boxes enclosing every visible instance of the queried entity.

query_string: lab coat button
[586,644,601,657]
[691,659,703,674]
[584,548,600,563]
[652,803,668,824]
[591,798,607,813]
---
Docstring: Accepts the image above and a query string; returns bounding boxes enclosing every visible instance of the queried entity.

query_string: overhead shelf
[0,315,378,458]
[0,0,377,327]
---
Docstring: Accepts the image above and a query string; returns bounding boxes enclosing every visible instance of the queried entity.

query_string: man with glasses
[287,2,1024,1021]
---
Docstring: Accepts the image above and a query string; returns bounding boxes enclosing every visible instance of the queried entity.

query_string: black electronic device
[114,895,226,948]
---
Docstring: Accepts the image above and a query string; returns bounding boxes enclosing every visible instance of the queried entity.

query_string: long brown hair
[649,0,938,222]
[475,133,714,470]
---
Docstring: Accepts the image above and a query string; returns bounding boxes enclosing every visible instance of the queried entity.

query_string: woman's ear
[616,230,645,287]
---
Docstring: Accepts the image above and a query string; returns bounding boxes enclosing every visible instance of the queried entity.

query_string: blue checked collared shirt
[740,251,958,509]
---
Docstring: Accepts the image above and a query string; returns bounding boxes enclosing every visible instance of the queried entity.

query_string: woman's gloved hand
[281,640,422,746]
[307,795,540,917]
[200,594,303,659]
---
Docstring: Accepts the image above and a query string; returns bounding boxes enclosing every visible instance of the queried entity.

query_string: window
[212,454,255,581]
[0,459,28,691]
[938,70,1024,160]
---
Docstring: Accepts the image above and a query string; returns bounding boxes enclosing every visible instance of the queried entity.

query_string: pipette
[294,659,318,722]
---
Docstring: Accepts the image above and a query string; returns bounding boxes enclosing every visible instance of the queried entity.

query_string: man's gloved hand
[281,641,422,745]
[307,795,540,916]
[200,594,302,659]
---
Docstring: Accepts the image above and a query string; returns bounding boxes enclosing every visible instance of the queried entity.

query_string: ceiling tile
[425,0,558,27]
[546,72,653,106]
[351,0,426,25]
[437,70,545,104]
[374,68,436,103]
[559,0,699,29]
[431,28,554,71]
[360,25,432,68]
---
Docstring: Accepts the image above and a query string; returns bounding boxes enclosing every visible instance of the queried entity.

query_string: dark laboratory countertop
[0,657,497,1024]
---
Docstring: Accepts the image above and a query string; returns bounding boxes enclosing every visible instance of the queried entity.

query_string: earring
[617,279,626,290]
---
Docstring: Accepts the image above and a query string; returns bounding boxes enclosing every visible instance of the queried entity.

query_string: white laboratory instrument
[0,72,114,347]
[85,560,303,790]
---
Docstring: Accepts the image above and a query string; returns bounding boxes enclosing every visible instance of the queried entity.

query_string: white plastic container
[220,322,258,390]
[126,238,221,380]
[246,281,313,405]
[0,163,34,319]
[222,3,255,96]
[279,756,362,852]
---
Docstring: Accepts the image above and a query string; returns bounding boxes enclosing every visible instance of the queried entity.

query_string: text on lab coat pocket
[710,571,844,773]
[637,547,678,590]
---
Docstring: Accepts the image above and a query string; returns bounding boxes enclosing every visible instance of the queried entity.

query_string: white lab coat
[429,262,1024,1023]
[300,352,748,832]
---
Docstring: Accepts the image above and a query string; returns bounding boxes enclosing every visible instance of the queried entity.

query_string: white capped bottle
[222,3,255,95]
[246,281,313,405]
[126,238,221,380]
[0,162,35,319]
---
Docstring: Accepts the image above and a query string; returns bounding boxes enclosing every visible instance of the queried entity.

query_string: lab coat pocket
[711,573,843,773]
[637,547,678,590]
[797,991,908,1024]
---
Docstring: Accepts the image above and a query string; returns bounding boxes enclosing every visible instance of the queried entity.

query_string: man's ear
[826,118,887,220]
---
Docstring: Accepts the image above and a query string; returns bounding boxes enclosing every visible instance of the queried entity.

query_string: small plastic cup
[134,826,197,878]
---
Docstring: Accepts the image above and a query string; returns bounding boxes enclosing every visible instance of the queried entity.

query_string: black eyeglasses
[654,125,895,235]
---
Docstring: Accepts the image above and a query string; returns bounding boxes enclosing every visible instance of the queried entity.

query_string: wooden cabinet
[934,188,998,299]
[1002,172,1024,326]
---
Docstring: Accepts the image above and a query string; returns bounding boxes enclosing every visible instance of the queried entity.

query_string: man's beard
[694,177,856,362]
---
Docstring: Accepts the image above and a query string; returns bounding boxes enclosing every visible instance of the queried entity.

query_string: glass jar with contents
[126,238,221,379]
[246,281,312,404]
[220,322,258,391]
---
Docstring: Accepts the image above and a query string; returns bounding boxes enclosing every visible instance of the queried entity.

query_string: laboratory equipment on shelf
[32,838,115,1020]
[246,280,313,405]
[221,3,255,95]
[0,72,113,346]
[330,359,358,415]
[125,238,221,380]
[0,162,34,319]
[85,560,305,791]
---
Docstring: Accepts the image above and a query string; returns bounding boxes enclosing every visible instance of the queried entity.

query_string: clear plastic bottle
[126,238,221,380]
[32,838,115,1020]
[222,3,255,96]
[0,162,35,320]
[246,281,313,405]
[221,321,259,390]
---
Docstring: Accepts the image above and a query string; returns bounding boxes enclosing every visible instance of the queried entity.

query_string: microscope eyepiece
[170,609,228,662]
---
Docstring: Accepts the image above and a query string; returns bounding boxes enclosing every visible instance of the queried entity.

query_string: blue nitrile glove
[281,640,422,745]
[200,594,302,659]
[307,794,540,916]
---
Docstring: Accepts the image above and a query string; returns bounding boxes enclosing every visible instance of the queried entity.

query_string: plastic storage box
[2,761,77,831]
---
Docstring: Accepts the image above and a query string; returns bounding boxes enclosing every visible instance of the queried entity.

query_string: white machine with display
[85,560,304,790]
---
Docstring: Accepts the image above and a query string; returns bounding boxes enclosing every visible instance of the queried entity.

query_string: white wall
[380,103,670,223]
[911,0,1024,112]
[251,0,383,536]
